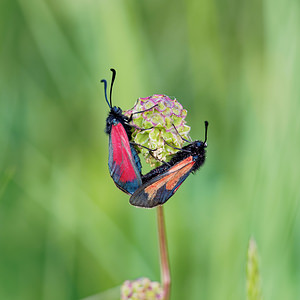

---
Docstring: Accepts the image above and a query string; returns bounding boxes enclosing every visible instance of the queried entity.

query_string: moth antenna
[100,79,111,108]
[204,121,209,144]
[109,68,116,107]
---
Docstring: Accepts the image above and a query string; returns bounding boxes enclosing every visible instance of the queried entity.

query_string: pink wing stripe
[111,123,138,182]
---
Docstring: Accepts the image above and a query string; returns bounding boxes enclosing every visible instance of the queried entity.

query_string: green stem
[157,205,171,300]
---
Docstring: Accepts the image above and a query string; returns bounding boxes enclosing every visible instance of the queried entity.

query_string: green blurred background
[1,0,300,299]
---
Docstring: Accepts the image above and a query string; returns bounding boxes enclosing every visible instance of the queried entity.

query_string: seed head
[125,94,190,167]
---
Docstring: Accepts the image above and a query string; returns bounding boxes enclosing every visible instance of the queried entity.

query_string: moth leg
[127,124,154,131]
[163,138,191,153]
[130,141,157,152]
[131,142,171,167]
[171,124,193,143]
[128,104,158,122]
[150,154,171,166]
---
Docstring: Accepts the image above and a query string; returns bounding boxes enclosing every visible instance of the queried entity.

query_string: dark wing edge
[130,160,194,208]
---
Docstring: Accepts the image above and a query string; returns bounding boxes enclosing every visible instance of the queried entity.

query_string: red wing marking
[144,156,194,198]
[110,123,138,182]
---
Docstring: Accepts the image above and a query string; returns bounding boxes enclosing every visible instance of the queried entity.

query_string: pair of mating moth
[102,69,208,208]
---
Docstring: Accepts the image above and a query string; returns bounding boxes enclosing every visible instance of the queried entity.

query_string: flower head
[125,94,190,167]
[121,277,164,300]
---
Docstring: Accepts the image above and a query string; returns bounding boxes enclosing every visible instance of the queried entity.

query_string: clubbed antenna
[100,79,110,108]
[204,121,209,144]
[109,68,116,108]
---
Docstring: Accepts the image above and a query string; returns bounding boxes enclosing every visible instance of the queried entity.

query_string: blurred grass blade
[0,167,15,200]
[247,238,263,300]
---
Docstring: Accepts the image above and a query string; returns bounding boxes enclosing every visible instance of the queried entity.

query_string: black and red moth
[102,69,142,195]
[129,121,208,208]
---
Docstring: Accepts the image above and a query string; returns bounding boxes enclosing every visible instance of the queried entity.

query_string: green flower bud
[125,94,191,167]
[121,277,163,300]
[246,238,263,300]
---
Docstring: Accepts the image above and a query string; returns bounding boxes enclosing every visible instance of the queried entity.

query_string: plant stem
[157,205,171,300]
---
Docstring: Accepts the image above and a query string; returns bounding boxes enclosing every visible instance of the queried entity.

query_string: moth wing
[130,143,142,174]
[109,122,142,194]
[130,156,195,207]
